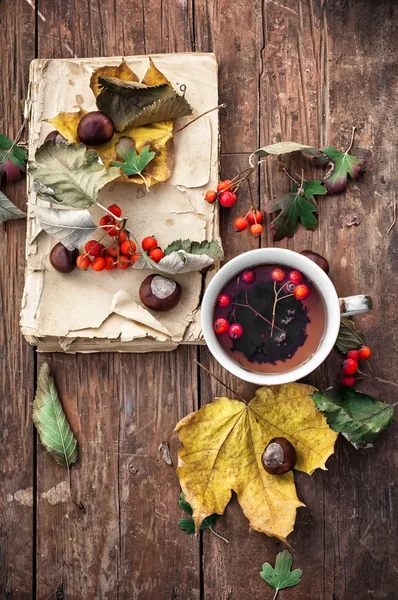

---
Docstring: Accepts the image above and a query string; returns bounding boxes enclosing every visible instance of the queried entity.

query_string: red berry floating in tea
[214,318,229,335]
[242,270,256,284]
[217,293,231,308]
[288,270,303,285]
[359,346,371,359]
[342,358,359,375]
[271,268,286,283]
[229,323,243,339]
[294,284,310,300]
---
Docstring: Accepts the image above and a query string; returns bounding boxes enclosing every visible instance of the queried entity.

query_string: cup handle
[339,295,373,317]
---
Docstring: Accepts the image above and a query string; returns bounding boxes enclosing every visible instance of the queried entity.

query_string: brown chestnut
[77,111,115,146]
[44,130,68,145]
[139,274,182,312]
[261,437,297,475]
[49,242,78,273]
[300,250,329,275]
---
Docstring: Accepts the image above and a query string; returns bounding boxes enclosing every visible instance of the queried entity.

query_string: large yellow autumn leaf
[45,59,176,186]
[175,383,337,542]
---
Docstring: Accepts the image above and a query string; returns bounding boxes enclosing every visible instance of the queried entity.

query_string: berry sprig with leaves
[205,129,366,242]
[0,127,28,224]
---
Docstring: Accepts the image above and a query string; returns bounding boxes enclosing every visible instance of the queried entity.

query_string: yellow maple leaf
[175,383,337,542]
[45,59,176,186]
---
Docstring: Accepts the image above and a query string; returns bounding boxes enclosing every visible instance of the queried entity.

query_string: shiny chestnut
[261,437,297,475]
[49,242,79,273]
[139,274,182,312]
[300,250,330,275]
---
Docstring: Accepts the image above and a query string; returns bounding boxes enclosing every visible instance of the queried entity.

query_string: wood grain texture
[0,1,35,598]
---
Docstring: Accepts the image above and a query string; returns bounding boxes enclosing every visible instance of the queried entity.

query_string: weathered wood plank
[0,1,35,598]
[35,2,200,599]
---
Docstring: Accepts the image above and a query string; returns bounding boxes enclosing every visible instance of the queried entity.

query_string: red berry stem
[231,301,286,334]
[357,369,398,388]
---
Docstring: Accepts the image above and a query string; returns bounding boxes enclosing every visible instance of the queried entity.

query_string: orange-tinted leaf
[142,57,171,86]
[90,58,139,98]
[47,108,87,144]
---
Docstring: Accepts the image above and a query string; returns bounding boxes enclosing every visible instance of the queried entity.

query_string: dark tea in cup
[213,264,326,374]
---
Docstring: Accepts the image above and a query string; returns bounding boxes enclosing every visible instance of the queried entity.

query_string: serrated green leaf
[322,146,366,194]
[96,76,191,131]
[0,133,27,170]
[335,317,364,354]
[178,493,219,534]
[111,139,155,176]
[33,363,78,466]
[0,191,26,223]
[164,239,223,260]
[312,388,394,449]
[260,550,302,595]
[29,142,120,208]
[265,180,326,241]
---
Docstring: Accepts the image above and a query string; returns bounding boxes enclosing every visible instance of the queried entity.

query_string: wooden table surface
[1,1,397,598]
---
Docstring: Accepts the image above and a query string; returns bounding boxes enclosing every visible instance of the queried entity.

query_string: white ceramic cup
[201,248,372,385]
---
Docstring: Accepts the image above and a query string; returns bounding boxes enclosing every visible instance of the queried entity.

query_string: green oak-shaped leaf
[29,142,120,208]
[322,146,366,194]
[33,363,78,466]
[260,550,302,598]
[265,180,327,241]
[111,138,155,177]
[312,388,394,449]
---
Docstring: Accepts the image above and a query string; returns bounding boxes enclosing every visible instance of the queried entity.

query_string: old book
[21,53,220,352]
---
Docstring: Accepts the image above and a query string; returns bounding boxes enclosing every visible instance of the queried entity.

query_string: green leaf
[33,363,78,466]
[0,133,27,170]
[260,550,302,597]
[111,139,155,177]
[178,492,219,534]
[322,146,366,194]
[0,191,26,223]
[265,180,327,241]
[164,239,223,260]
[96,76,192,131]
[312,388,395,449]
[335,317,364,354]
[251,141,320,161]
[29,142,120,208]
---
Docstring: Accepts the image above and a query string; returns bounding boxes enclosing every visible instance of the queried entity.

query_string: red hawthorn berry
[347,349,360,361]
[229,323,243,339]
[217,180,232,193]
[219,191,237,208]
[149,248,165,263]
[142,236,158,252]
[359,346,372,360]
[205,190,217,203]
[247,209,263,225]
[341,375,356,387]
[234,217,249,232]
[288,270,303,285]
[271,268,286,283]
[342,358,359,375]
[214,317,229,334]
[108,204,122,218]
[294,284,310,300]
[250,223,263,237]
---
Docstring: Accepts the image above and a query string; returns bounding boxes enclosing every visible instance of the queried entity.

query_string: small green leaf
[0,191,26,223]
[178,492,219,534]
[313,388,394,449]
[0,133,27,170]
[335,317,364,354]
[260,550,302,597]
[322,146,366,194]
[33,363,78,466]
[29,142,120,208]
[164,239,223,261]
[111,139,155,177]
[265,180,327,241]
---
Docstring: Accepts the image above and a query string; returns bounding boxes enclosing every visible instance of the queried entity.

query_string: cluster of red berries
[141,236,165,263]
[234,208,264,238]
[270,267,310,300]
[341,346,372,386]
[205,180,237,208]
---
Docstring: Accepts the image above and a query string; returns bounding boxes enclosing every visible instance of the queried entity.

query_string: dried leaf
[313,388,394,449]
[335,317,364,354]
[29,142,120,208]
[31,205,97,250]
[142,57,171,86]
[33,363,78,467]
[128,95,192,129]
[90,58,138,98]
[265,181,327,241]
[251,141,320,161]
[260,550,302,595]
[322,146,366,194]
[175,384,337,541]
[0,191,26,223]
[47,108,88,144]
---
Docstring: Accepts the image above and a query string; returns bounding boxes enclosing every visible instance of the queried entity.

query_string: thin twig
[357,369,398,388]
[232,302,286,334]
[209,527,229,543]
[388,200,397,234]
[194,360,249,405]
[95,201,125,223]
[283,167,299,185]
[345,126,356,154]
[3,117,28,165]
[174,103,227,134]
